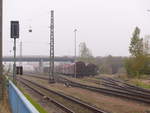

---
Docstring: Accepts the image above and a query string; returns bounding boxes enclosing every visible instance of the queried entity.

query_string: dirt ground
[22,76,150,113]
[141,79,150,85]
[0,90,11,113]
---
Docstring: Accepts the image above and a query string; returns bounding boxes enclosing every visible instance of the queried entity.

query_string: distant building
[143,35,150,54]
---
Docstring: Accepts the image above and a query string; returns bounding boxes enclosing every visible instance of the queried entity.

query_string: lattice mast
[49,10,55,83]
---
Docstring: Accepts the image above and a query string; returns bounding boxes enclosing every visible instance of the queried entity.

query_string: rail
[23,74,150,104]
[19,77,107,113]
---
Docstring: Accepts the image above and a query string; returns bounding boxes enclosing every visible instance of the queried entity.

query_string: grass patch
[132,80,150,89]
[24,93,48,113]
[17,85,48,113]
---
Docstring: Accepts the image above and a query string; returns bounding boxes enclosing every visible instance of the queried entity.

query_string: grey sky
[3,0,150,56]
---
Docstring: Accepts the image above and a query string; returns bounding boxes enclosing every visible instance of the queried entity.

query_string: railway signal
[11,21,19,38]
[11,21,19,81]
[16,66,23,75]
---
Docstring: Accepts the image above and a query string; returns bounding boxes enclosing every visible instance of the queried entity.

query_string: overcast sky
[3,0,150,57]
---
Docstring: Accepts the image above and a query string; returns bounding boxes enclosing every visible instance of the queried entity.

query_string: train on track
[54,61,99,78]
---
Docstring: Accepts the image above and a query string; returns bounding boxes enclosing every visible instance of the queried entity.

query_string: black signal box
[16,66,23,75]
[11,21,19,38]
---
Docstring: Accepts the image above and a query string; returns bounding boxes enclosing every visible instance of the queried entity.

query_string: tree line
[78,27,150,77]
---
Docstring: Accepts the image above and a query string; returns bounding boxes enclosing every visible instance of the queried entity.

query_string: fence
[8,80,39,113]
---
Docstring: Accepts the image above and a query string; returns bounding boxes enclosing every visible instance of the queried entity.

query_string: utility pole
[13,38,16,80]
[49,10,55,83]
[0,0,3,101]
[74,29,77,78]
[19,41,22,66]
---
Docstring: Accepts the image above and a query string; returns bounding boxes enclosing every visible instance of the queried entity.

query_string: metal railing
[8,80,39,113]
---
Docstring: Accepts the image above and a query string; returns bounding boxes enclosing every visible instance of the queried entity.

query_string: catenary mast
[49,10,55,83]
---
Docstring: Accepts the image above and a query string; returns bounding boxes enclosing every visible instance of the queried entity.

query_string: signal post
[11,21,19,81]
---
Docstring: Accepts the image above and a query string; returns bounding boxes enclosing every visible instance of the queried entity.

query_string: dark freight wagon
[55,61,99,77]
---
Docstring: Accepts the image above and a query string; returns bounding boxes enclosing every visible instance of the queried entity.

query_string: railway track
[18,77,107,113]
[58,78,150,104]
[100,77,150,94]
[51,75,150,102]
[22,74,150,104]
[84,77,150,98]
[18,77,74,113]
